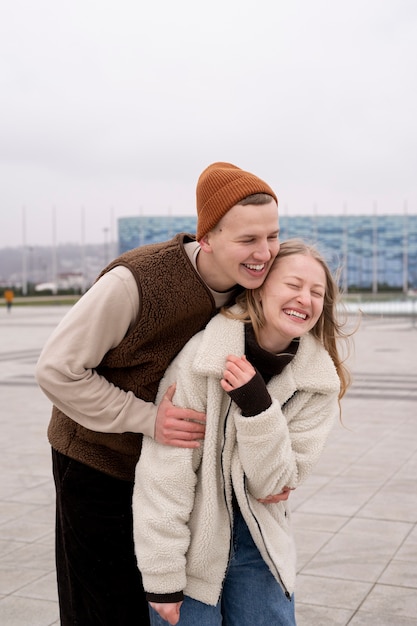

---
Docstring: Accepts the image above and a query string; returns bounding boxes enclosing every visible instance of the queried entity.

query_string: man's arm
[36,266,205,446]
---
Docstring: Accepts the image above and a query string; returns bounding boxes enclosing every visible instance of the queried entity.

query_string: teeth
[245,264,264,271]
[285,309,307,320]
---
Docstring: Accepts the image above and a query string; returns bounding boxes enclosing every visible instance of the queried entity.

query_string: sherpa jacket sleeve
[35,266,158,437]
[232,337,340,500]
[133,335,208,598]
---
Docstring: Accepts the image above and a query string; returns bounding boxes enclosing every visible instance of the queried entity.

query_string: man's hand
[258,486,294,504]
[149,601,182,625]
[155,384,206,447]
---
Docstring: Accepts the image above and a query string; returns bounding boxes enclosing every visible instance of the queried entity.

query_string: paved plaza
[0,305,416,625]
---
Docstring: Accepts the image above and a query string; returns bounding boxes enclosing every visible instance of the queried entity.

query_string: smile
[243,263,265,272]
[283,309,307,320]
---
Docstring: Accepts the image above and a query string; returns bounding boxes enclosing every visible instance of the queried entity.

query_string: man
[36,161,279,625]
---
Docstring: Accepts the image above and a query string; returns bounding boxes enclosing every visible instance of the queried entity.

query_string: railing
[342,294,417,327]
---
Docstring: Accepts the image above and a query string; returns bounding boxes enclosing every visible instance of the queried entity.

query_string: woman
[133,239,352,626]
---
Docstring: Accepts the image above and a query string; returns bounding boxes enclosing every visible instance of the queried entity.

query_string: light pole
[21,206,28,295]
[103,227,109,265]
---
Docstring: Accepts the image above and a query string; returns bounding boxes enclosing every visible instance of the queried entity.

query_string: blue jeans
[149,508,295,626]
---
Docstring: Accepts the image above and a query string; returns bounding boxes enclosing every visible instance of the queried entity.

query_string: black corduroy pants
[52,448,150,625]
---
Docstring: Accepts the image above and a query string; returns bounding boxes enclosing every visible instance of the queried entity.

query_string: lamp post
[21,207,28,296]
[103,227,109,265]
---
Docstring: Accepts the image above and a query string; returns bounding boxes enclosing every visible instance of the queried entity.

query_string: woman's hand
[149,601,183,625]
[221,354,256,392]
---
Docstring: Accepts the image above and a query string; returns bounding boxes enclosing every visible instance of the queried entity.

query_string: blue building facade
[118,214,417,291]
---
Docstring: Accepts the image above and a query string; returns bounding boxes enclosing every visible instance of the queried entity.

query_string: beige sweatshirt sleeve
[35,265,158,437]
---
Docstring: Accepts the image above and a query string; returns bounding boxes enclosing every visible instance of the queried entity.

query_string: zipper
[221,398,292,600]
[232,393,298,599]
[243,475,291,599]
[220,399,234,582]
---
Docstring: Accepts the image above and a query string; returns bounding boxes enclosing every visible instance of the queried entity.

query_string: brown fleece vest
[47,234,216,481]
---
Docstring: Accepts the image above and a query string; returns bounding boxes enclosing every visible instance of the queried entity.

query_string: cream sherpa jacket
[133,310,340,605]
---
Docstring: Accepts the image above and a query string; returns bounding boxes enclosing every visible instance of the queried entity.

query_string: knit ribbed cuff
[146,590,184,604]
[227,370,272,417]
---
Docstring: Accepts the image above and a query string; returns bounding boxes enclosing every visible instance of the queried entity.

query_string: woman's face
[257,253,326,353]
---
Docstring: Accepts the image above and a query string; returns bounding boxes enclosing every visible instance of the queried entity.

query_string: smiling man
[35,161,279,626]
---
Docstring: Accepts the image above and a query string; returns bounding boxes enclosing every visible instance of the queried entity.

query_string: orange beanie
[196,162,277,240]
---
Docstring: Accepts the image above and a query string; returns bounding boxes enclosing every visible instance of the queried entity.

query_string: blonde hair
[223,238,354,403]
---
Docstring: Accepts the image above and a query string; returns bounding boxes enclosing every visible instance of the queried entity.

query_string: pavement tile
[396,526,417,560]
[358,583,417,621]
[0,595,59,626]
[296,573,373,610]
[378,558,417,587]
[0,566,51,596]
[14,572,58,603]
[296,603,354,625]
[0,542,55,571]
[301,517,412,582]
[348,612,417,626]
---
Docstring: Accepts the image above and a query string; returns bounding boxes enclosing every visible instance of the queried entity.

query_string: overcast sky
[1,0,416,248]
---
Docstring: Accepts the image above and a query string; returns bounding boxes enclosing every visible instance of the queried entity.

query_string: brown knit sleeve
[227,369,272,417]
[146,590,184,604]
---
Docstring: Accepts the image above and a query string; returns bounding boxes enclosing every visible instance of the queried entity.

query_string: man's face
[199,199,279,291]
